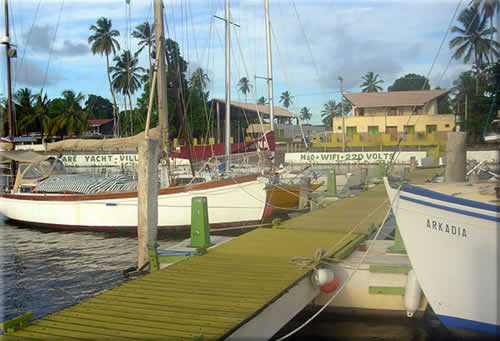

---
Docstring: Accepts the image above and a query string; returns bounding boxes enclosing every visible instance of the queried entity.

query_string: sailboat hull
[0,175,270,231]
[384,179,500,336]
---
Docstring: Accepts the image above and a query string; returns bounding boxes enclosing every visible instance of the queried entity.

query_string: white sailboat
[384,177,499,337]
[0,0,272,232]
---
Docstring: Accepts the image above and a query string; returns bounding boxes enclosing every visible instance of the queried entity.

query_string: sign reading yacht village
[60,154,189,167]
[285,151,427,164]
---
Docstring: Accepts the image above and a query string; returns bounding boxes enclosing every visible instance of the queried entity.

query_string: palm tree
[238,77,252,102]
[52,90,87,137]
[257,96,266,105]
[470,0,500,61]
[14,88,34,135]
[110,50,145,136]
[132,22,155,94]
[279,91,294,109]
[361,72,384,92]
[18,89,51,140]
[450,4,499,68]
[190,67,209,91]
[88,17,121,136]
[321,100,341,127]
[300,107,312,121]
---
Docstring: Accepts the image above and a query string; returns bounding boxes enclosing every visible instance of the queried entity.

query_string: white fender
[311,268,334,287]
[404,269,422,317]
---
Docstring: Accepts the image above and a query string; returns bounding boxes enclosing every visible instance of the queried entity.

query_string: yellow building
[341,90,454,138]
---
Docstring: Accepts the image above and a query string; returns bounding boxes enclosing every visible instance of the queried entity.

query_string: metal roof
[344,90,449,108]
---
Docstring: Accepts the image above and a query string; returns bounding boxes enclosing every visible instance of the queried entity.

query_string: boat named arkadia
[384,178,499,337]
[0,151,271,231]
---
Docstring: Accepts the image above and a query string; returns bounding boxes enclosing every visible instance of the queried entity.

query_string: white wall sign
[285,151,427,164]
[60,154,189,167]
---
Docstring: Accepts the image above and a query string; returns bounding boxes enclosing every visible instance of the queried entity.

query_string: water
[0,219,184,322]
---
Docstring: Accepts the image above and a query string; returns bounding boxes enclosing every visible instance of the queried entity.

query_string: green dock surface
[1,185,391,340]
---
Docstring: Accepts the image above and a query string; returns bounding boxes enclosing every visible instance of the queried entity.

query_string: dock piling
[137,137,160,270]
[445,132,466,182]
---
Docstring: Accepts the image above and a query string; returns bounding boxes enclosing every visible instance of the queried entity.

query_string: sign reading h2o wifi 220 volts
[284,151,427,164]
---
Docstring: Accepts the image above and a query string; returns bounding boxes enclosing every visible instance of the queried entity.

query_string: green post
[147,242,160,272]
[326,169,336,196]
[190,197,210,248]
[377,161,386,178]
[388,225,407,254]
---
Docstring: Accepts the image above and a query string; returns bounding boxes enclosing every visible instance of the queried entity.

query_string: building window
[388,108,398,116]
[368,126,379,135]
[337,126,342,130]
[357,108,365,117]
[445,124,450,128]
[346,127,357,136]
[426,125,437,134]
[404,125,415,135]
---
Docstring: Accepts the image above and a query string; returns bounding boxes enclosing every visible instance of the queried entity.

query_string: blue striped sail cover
[33,174,137,194]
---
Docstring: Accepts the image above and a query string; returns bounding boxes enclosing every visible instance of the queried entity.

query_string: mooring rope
[277,185,401,340]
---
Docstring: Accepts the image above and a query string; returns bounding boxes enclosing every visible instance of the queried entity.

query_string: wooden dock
[1,185,392,340]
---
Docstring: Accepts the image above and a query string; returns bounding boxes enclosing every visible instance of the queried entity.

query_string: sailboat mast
[154,0,171,184]
[224,0,231,170]
[3,0,14,139]
[264,0,274,132]
[264,0,275,169]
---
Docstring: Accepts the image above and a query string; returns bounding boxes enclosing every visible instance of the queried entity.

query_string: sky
[0,0,476,125]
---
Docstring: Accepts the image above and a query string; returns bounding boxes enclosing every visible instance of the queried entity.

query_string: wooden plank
[78,300,246,321]
[368,286,405,296]
[42,314,221,339]
[369,264,412,274]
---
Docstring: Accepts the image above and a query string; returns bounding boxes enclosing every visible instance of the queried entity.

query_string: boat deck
[1,186,391,340]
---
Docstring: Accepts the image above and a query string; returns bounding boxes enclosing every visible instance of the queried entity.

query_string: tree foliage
[361,72,383,92]
[388,73,430,92]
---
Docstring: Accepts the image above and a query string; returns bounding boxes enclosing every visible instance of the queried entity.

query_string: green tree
[51,90,88,137]
[450,4,499,67]
[18,89,51,139]
[361,72,384,92]
[321,99,341,126]
[85,95,113,119]
[300,107,312,121]
[110,50,145,136]
[388,73,431,92]
[279,91,294,109]
[189,67,209,91]
[132,22,155,96]
[14,88,34,135]
[470,0,500,61]
[238,77,252,102]
[257,96,266,105]
[88,17,121,136]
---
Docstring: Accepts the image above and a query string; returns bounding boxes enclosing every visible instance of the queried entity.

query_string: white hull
[384,178,499,336]
[0,176,269,231]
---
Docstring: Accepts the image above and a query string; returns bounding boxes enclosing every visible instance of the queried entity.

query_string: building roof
[210,99,300,119]
[344,90,449,108]
[88,119,114,126]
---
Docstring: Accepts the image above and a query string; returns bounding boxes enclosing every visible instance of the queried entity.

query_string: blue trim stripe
[402,184,499,213]
[400,195,500,222]
[437,314,500,335]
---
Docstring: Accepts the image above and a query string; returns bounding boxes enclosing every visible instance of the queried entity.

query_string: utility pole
[338,76,345,152]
